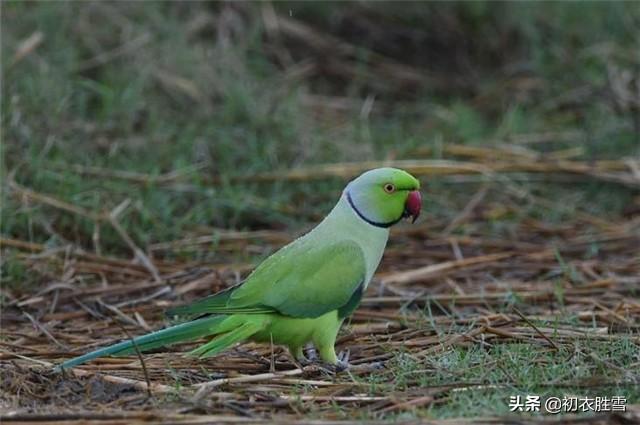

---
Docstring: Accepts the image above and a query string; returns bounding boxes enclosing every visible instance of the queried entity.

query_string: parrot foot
[337,349,350,364]
[313,360,349,374]
[330,349,351,372]
[333,360,350,373]
[303,343,318,362]
[317,350,350,374]
[293,355,318,369]
[293,350,350,374]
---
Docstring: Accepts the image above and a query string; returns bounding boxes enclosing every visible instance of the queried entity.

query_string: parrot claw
[294,349,351,374]
[303,343,318,362]
[315,360,349,374]
[294,359,343,374]
[337,349,350,365]
[324,350,351,373]
[334,360,350,373]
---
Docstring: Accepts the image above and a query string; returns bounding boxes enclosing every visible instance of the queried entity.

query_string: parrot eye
[383,183,396,194]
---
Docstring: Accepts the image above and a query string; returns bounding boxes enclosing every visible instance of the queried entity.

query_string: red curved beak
[404,190,422,223]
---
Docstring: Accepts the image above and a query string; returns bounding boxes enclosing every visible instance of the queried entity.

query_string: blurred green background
[2,1,639,255]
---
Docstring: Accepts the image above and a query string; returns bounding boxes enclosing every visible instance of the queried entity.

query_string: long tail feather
[54,315,226,371]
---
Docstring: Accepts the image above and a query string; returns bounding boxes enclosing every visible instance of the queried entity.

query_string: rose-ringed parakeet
[55,168,421,371]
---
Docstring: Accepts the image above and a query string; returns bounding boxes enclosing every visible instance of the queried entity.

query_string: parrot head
[345,168,422,228]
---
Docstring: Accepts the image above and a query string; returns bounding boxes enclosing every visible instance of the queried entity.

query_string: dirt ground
[2,209,639,423]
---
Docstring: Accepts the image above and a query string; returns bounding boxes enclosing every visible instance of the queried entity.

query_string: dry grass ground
[2,177,639,422]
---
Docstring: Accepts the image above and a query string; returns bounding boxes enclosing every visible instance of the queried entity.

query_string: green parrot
[55,167,421,371]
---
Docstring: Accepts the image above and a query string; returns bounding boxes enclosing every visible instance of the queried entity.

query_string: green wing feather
[230,240,366,317]
[168,239,366,319]
[166,284,271,319]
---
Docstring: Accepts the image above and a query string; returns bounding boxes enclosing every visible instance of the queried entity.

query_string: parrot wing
[166,283,273,320]
[167,239,366,319]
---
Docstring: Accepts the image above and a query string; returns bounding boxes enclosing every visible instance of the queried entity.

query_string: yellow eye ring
[383,183,396,193]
